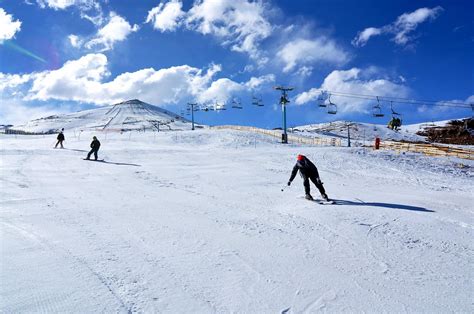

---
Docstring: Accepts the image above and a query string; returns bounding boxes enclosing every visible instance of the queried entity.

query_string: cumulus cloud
[295,68,410,113]
[146,0,185,32]
[277,37,349,72]
[0,8,22,43]
[145,0,272,62]
[1,53,270,110]
[197,73,275,104]
[36,0,95,10]
[352,6,443,47]
[186,0,272,60]
[84,12,139,51]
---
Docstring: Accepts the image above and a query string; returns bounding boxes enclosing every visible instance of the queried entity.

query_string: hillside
[1,129,472,312]
[291,121,426,144]
[11,99,193,133]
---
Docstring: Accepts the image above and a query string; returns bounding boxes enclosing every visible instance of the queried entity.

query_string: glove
[287,181,291,186]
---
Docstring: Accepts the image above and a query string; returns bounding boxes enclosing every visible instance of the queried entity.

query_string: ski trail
[1,221,132,313]
[302,289,337,313]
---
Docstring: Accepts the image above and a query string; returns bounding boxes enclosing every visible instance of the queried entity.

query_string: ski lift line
[327,90,471,106]
[330,93,470,109]
[324,90,472,108]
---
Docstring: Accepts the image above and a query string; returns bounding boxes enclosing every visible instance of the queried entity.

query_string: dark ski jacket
[90,139,101,150]
[289,156,320,182]
[57,132,65,141]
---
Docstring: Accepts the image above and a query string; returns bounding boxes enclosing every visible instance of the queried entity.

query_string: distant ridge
[12,99,195,133]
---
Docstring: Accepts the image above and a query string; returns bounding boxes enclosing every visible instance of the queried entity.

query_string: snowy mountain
[12,99,194,133]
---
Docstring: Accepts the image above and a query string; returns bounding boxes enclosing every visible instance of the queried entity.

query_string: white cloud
[0,99,73,125]
[187,0,272,61]
[198,78,244,103]
[197,73,275,104]
[36,0,104,25]
[0,8,22,43]
[145,0,272,62]
[36,0,92,10]
[244,74,275,89]
[1,53,267,109]
[351,27,382,47]
[36,0,96,10]
[277,37,349,72]
[466,95,474,104]
[352,6,443,47]
[0,73,31,93]
[84,12,139,51]
[146,0,185,32]
[392,7,444,45]
[295,68,410,113]
[68,34,83,47]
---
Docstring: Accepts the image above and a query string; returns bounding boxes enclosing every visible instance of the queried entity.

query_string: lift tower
[274,86,294,144]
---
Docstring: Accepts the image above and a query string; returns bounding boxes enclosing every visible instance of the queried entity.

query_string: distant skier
[85,136,101,160]
[287,154,329,201]
[54,128,65,148]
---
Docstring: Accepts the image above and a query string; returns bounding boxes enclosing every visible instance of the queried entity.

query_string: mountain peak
[117,99,145,106]
[12,100,193,133]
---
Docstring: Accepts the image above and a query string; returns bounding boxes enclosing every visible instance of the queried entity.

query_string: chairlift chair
[251,94,264,106]
[372,96,384,117]
[388,101,402,130]
[215,100,226,111]
[317,91,327,107]
[327,94,337,114]
[231,98,243,109]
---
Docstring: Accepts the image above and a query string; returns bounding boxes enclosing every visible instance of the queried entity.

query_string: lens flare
[3,40,47,63]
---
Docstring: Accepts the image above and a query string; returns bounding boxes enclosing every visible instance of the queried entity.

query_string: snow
[1,129,473,312]
[291,121,428,145]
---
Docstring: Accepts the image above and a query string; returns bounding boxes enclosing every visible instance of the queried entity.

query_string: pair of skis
[281,185,334,205]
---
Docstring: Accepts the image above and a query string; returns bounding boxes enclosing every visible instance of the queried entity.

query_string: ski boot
[305,194,314,201]
[321,193,330,201]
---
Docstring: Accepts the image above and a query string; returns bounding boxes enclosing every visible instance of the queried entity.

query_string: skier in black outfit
[54,128,65,148]
[86,136,101,160]
[288,154,329,201]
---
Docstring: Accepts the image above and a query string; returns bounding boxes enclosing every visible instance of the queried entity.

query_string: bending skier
[54,128,65,148]
[85,136,101,160]
[288,154,329,201]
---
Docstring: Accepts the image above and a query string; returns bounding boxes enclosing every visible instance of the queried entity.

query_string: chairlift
[387,101,402,130]
[327,94,337,114]
[231,98,243,109]
[251,94,264,107]
[317,91,327,107]
[372,96,384,117]
[215,100,226,111]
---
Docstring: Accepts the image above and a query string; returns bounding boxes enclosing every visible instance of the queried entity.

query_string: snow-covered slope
[292,120,430,143]
[1,129,472,312]
[12,99,194,133]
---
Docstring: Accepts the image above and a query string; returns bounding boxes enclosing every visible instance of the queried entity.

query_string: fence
[379,141,474,160]
[213,125,342,147]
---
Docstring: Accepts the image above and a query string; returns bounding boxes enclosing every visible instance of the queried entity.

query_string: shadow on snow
[332,199,435,213]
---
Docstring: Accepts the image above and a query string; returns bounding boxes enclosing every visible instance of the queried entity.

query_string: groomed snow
[1,129,473,312]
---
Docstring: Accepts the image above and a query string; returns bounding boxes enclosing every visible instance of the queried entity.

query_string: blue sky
[0,0,472,128]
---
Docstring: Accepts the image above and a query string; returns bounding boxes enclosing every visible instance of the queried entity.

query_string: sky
[0,0,473,128]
